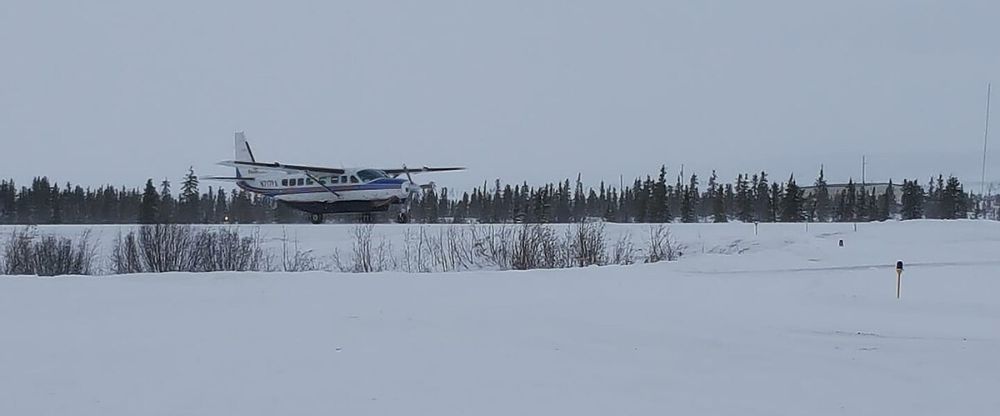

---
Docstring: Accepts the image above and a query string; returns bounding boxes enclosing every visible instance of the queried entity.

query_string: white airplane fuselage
[236,168,412,214]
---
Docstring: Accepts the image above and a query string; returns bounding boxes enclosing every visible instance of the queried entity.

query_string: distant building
[800,182,903,203]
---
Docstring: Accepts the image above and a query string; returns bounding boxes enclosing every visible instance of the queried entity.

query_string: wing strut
[303,171,341,197]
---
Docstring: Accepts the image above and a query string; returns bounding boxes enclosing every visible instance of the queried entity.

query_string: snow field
[1,220,998,415]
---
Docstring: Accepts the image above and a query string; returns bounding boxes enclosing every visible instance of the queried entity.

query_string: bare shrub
[111,225,267,274]
[645,224,682,263]
[567,222,607,267]
[111,230,143,274]
[138,224,197,272]
[192,227,265,272]
[402,227,430,273]
[279,228,318,272]
[437,227,476,271]
[2,227,96,276]
[470,224,515,270]
[611,231,637,265]
[2,228,34,275]
[329,248,350,272]
[348,224,393,273]
[398,227,477,273]
[512,224,565,270]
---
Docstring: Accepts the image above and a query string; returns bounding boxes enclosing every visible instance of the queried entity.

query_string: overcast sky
[2,0,998,193]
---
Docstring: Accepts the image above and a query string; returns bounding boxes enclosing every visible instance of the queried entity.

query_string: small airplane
[205,132,464,224]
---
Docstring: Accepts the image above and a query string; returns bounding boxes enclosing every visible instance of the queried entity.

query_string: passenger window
[341,176,348,183]
[297,178,305,186]
[350,176,359,184]
[281,179,288,186]
[306,178,314,185]
[319,178,327,185]
[331,177,339,184]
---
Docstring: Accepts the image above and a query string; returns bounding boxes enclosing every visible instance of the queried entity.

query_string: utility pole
[861,155,867,188]
[981,83,992,198]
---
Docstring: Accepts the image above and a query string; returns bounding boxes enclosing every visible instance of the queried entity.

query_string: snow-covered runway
[2,221,998,415]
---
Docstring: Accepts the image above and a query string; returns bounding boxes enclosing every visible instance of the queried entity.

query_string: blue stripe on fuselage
[238,178,405,197]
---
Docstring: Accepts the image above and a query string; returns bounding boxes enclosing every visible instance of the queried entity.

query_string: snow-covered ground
[2,221,999,415]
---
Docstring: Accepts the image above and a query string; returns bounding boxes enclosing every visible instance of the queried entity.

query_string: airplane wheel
[360,213,373,224]
[310,213,324,224]
[396,212,410,224]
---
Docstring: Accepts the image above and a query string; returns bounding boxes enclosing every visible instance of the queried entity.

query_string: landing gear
[360,213,374,224]
[396,211,410,224]
[310,213,324,224]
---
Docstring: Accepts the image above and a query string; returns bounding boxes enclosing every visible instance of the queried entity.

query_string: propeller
[403,164,416,189]
[401,165,435,207]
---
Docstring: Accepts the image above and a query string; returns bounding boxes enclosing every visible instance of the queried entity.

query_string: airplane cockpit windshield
[356,169,389,182]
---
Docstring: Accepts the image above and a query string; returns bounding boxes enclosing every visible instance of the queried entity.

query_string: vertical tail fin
[235,131,256,162]
[234,131,256,178]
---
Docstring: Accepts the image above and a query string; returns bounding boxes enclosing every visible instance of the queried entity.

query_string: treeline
[424,168,990,224]
[0,169,305,224]
[1,167,996,224]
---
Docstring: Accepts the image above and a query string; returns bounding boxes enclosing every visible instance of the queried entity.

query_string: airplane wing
[382,166,466,177]
[201,176,256,181]
[217,160,346,176]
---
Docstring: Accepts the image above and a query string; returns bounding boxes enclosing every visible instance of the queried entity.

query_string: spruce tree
[941,176,966,219]
[813,167,831,222]
[753,172,769,221]
[884,180,897,218]
[492,180,504,222]
[602,188,617,222]
[868,188,878,220]
[900,180,925,220]
[0,180,15,223]
[139,179,159,224]
[703,171,718,219]
[669,175,683,222]
[572,174,586,221]
[857,186,869,221]
[454,192,470,223]
[203,188,215,223]
[735,174,753,222]
[50,183,62,224]
[685,174,700,222]
[615,187,627,223]
[680,186,694,223]
[768,181,781,222]
[835,190,847,222]
[712,184,727,223]
[633,178,649,222]
[423,188,440,223]
[179,167,200,223]
[595,183,606,218]
[724,183,736,219]
[215,188,228,222]
[844,179,857,221]
[651,166,669,222]
[158,179,175,223]
[440,187,453,220]
[780,174,804,222]
[926,176,945,219]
